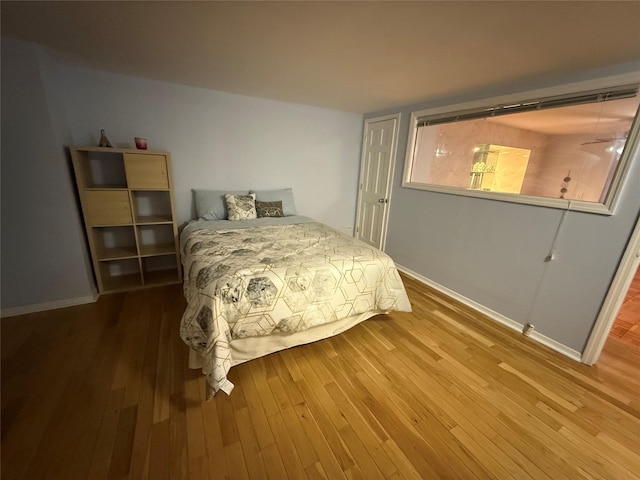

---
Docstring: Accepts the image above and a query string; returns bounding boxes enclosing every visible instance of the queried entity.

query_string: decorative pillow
[225,193,257,220]
[255,200,284,218]
[193,190,248,220]
[250,188,297,216]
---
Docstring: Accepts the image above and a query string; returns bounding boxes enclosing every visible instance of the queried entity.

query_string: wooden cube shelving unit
[70,146,182,294]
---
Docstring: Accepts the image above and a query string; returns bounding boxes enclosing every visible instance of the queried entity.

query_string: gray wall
[1,38,95,308]
[369,63,640,353]
[1,38,363,310]
[60,66,363,229]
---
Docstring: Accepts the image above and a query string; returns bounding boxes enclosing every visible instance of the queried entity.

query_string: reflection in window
[404,84,640,210]
[469,144,531,193]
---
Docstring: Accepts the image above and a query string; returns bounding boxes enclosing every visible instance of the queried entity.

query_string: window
[403,79,640,214]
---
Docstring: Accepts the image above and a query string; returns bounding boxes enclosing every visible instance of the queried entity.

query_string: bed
[179,189,412,397]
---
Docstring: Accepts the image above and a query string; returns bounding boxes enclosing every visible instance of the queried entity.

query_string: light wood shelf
[71,146,182,295]
[96,246,139,261]
[139,243,177,257]
[101,272,144,292]
[134,215,174,225]
[143,268,181,286]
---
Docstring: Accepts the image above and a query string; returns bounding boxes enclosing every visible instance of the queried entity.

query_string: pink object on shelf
[134,137,148,150]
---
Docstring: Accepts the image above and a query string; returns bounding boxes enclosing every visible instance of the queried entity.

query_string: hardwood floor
[609,266,640,346]
[2,274,640,479]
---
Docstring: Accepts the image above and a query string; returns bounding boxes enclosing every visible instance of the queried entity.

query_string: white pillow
[225,193,257,220]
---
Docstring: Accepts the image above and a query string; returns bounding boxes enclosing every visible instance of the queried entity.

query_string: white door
[355,114,400,250]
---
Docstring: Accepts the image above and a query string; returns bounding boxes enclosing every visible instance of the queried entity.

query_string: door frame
[582,211,640,364]
[354,113,401,251]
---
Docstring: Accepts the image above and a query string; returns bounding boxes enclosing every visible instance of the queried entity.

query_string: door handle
[378,198,388,203]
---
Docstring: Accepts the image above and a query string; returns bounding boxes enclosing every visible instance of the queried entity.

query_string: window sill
[400,181,614,215]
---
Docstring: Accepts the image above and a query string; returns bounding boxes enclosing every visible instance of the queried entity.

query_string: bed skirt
[188,310,383,372]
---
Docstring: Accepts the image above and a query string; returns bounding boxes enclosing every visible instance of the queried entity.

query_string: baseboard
[526,329,582,362]
[396,265,583,363]
[1,292,99,318]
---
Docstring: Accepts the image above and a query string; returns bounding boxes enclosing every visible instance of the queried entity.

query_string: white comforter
[179,217,411,396]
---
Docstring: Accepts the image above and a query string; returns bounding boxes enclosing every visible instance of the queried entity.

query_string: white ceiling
[2,1,640,113]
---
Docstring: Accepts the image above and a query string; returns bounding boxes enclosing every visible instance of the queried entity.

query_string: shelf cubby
[93,226,138,260]
[142,255,180,286]
[99,259,143,292]
[132,191,173,224]
[137,224,176,257]
[76,149,128,189]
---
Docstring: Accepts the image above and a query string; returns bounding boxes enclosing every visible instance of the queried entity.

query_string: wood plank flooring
[609,266,640,346]
[2,274,640,479]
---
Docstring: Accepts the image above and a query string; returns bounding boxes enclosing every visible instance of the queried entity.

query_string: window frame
[402,72,640,215]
